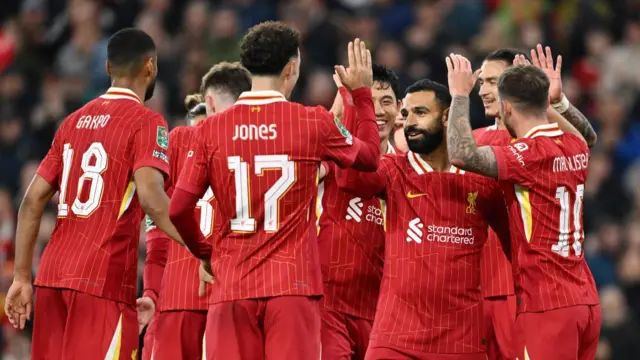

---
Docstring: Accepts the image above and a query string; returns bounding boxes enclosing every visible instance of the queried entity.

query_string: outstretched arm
[446,95,498,178]
[528,44,597,147]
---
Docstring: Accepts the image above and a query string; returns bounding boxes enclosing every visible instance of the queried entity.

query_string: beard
[404,120,444,155]
[144,78,157,101]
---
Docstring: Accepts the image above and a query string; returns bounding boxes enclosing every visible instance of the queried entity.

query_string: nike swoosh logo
[407,192,427,199]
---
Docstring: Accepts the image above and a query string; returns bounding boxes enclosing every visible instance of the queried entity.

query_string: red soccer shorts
[321,307,372,360]
[515,304,601,360]
[142,315,158,360]
[483,295,516,360]
[204,296,321,360]
[365,345,488,360]
[152,310,207,360]
[31,287,138,360]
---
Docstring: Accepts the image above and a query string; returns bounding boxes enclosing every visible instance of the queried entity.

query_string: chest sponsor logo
[406,218,475,245]
[345,197,383,225]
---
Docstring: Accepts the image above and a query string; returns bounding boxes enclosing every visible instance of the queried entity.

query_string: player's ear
[145,56,156,78]
[442,107,450,127]
[205,94,216,115]
[105,61,112,77]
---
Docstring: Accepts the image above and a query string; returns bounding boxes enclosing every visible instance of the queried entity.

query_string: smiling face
[478,59,509,119]
[401,90,447,155]
[372,80,399,143]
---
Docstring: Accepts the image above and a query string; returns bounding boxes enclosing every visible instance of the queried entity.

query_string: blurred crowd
[1,0,640,359]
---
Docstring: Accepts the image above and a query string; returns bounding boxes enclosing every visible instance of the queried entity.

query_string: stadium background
[0,0,639,358]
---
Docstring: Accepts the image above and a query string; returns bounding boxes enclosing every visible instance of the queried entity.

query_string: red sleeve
[490,139,542,187]
[175,129,210,197]
[143,216,169,301]
[36,131,63,187]
[169,188,211,260]
[485,182,511,262]
[320,87,380,171]
[133,114,171,178]
[335,156,389,200]
[338,87,357,134]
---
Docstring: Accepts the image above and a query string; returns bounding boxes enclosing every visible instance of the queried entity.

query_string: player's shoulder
[474,126,512,146]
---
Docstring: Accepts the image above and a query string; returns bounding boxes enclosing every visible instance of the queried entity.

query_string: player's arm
[142,212,170,304]
[319,87,380,171]
[485,185,512,261]
[131,114,186,247]
[335,158,387,200]
[446,95,499,178]
[527,44,597,147]
[169,135,214,261]
[14,176,57,282]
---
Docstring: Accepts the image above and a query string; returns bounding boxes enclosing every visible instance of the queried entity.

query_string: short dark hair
[200,62,251,100]
[498,65,549,115]
[240,21,300,76]
[107,28,156,76]
[485,48,530,65]
[405,79,452,110]
[372,64,401,100]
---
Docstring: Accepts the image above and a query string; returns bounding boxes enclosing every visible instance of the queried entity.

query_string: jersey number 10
[552,184,585,258]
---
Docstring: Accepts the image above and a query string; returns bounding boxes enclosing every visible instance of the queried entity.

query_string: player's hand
[445,54,481,97]
[329,73,345,119]
[198,260,214,298]
[136,296,155,334]
[335,38,373,91]
[530,44,563,103]
[513,54,531,66]
[5,279,33,330]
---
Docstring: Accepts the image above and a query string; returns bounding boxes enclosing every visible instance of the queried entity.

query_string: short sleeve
[318,108,357,168]
[491,139,543,187]
[36,132,63,187]
[175,128,210,197]
[133,114,171,177]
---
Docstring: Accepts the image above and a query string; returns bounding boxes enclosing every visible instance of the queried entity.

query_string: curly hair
[240,21,300,76]
[184,93,205,111]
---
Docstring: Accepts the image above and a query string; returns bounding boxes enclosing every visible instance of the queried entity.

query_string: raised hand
[445,54,481,97]
[4,279,32,330]
[513,54,531,66]
[136,296,155,334]
[530,44,563,103]
[335,38,373,91]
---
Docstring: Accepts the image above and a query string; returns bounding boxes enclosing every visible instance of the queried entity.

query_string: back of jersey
[490,123,599,313]
[36,87,170,304]
[189,90,362,302]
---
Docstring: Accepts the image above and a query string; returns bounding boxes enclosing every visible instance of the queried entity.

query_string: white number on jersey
[227,155,296,232]
[196,187,215,237]
[58,142,107,217]
[552,184,584,257]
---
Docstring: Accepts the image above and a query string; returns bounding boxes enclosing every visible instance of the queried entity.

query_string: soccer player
[474,46,597,360]
[4,28,184,359]
[141,62,252,360]
[317,64,401,360]
[445,55,600,360]
[168,22,381,360]
[335,78,511,360]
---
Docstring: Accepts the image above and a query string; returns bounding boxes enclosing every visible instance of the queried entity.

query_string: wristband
[551,94,570,113]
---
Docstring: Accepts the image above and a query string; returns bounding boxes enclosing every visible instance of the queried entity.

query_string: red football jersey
[316,144,395,320]
[145,126,217,311]
[175,89,379,303]
[491,123,599,313]
[473,124,515,298]
[335,151,510,355]
[35,87,171,304]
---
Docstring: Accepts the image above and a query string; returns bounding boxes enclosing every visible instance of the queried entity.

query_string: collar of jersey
[235,90,288,105]
[523,123,563,138]
[100,87,142,104]
[407,151,463,175]
[386,142,396,154]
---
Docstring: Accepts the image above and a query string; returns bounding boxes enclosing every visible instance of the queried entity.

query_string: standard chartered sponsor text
[426,225,475,245]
